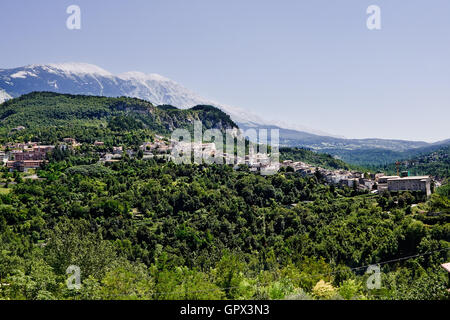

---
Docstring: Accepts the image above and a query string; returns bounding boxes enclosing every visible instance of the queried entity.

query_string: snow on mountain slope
[116,71,274,127]
[0,89,12,103]
[117,71,212,108]
[0,62,438,153]
[10,70,38,79]
[42,63,114,77]
[0,62,337,136]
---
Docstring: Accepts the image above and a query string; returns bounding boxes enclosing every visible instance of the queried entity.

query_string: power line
[321,247,450,275]
[124,247,450,298]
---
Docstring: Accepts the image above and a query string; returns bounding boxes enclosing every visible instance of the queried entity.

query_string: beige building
[387,176,432,196]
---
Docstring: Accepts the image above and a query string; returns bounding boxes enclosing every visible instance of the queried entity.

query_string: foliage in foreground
[0,155,449,300]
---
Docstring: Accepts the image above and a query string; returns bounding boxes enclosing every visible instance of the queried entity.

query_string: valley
[0,91,448,300]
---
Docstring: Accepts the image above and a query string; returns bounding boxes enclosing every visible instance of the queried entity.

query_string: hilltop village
[280,160,434,196]
[1,136,436,196]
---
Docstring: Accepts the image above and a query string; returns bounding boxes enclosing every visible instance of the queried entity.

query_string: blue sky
[1,0,449,142]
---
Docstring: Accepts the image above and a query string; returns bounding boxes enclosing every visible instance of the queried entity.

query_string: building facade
[387,176,431,196]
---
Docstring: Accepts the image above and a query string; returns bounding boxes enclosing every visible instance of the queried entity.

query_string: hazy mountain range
[0,62,448,163]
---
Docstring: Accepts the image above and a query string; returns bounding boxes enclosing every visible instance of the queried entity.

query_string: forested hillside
[0,152,448,300]
[0,92,448,301]
[325,141,450,167]
[0,92,237,146]
[279,147,353,170]
[379,145,450,180]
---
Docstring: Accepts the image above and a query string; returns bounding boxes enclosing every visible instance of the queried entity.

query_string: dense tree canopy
[0,92,448,300]
[0,153,448,300]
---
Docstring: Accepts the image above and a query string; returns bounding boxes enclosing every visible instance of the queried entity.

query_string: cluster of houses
[100,146,124,163]
[62,138,82,149]
[1,138,124,170]
[138,137,280,174]
[1,142,55,171]
[281,160,433,196]
[0,137,434,196]
[139,135,172,155]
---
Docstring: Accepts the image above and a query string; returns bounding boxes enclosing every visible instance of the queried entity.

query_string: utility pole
[395,161,401,177]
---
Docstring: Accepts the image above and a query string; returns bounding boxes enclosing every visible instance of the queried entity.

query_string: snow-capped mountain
[0,63,250,123]
[0,62,332,135]
[0,62,440,153]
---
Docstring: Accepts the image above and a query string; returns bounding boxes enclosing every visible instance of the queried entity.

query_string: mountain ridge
[0,91,237,145]
[0,63,354,137]
[0,62,448,159]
